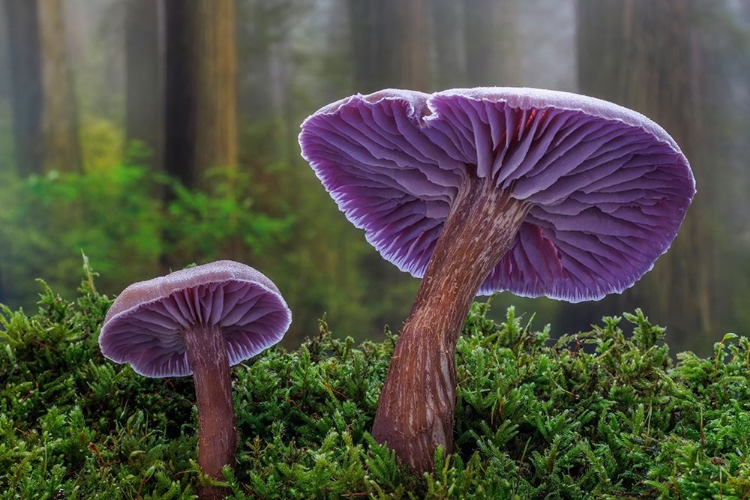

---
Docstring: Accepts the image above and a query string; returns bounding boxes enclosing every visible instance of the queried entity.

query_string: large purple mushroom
[299,87,695,472]
[99,260,291,499]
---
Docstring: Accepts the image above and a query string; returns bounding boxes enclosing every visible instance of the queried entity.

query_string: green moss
[1,265,750,499]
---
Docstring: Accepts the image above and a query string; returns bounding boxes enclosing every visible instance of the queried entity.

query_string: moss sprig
[1,267,749,498]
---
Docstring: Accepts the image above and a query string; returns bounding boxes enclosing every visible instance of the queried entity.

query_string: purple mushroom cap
[299,87,695,302]
[99,260,292,378]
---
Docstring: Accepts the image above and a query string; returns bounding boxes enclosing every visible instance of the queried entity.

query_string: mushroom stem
[372,175,529,473]
[182,323,237,499]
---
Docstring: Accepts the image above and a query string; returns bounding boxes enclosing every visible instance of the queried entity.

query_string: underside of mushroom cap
[299,87,695,302]
[99,261,292,378]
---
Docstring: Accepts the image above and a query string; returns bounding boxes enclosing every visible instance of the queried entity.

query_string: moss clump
[1,267,750,499]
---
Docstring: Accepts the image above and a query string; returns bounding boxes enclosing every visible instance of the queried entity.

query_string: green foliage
[161,166,293,263]
[0,163,163,309]
[0,155,290,313]
[0,116,392,345]
[2,270,750,498]
[80,116,125,174]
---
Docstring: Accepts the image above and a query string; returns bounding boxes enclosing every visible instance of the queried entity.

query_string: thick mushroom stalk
[372,176,528,472]
[299,87,695,472]
[98,261,291,499]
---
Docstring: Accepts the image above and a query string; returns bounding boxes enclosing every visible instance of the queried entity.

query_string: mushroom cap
[299,87,695,302]
[98,260,292,378]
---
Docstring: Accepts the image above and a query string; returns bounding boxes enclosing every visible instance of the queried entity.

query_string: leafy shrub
[0,158,290,314]
[161,166,293,264]
[1,265,750,498]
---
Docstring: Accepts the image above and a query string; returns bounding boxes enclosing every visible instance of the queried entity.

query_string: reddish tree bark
[164,0,238,190]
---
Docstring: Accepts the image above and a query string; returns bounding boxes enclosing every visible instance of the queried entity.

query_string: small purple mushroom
[299,87,695,472]
[98,260,291,498]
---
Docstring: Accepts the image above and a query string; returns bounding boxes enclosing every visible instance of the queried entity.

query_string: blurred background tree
[574,0,715,352]
[164,0,238,192]
[5,0,81,175]
[0,0,748,354]
[124,0,160,172]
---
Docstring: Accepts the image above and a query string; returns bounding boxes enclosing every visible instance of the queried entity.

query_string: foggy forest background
[1,0,749,356]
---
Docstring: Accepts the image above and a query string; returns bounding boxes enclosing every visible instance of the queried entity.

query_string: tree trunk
[347,0,429,92]
[576,0,712,349]
[431,0,521,89]
[38,0,81,174]
[4,0,43,175]
[125,0,162,170]
[4,0,80,175]
[431,0,465,89]
[463,0,520,86]
[164,0,238,190]
[346,0,430,331]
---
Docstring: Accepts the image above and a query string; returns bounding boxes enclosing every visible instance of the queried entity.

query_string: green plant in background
[79,116,126,174]
[0,162,163,310]
[2,263,750,498]
[0,151,291,315]
[160,166,293,264]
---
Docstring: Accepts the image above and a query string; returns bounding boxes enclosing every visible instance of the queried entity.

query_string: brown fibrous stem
[371,174,530,473]
[182,323,237,500]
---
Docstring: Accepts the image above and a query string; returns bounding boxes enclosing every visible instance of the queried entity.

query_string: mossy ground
[1,265,750,499]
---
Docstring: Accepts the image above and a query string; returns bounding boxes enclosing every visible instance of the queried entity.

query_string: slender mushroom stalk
[372,176,528,472]
[299,87,695,472]
[181,322,238,499]
[98,261,291,499]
